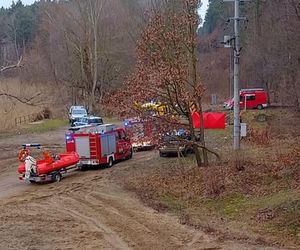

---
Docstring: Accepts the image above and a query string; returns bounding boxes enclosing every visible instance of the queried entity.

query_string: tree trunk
[196,96,208,166]
[265,81,271,106]
[90,0,98,113]
[188,112,202,166]
[189,6,208,166]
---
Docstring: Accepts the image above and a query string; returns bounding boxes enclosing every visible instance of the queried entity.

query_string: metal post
[233,0,240,150]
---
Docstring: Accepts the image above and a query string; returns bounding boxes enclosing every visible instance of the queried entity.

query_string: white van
[68,106,87,124]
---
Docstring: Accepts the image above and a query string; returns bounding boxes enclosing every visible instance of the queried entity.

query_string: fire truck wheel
[77,164,86,171]
[53,172,62,182]
[128,149,133,159]
[257,104,263,110]
[107,157,113,168]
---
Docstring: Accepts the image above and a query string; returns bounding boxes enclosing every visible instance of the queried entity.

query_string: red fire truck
[123,117,156,151]
[65,124,133,168]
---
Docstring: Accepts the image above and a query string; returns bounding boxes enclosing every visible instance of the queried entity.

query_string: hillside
[198,0,300,108]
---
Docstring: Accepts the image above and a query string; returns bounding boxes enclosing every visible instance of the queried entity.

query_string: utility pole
[224,0,249,150]
[233,0,240,150]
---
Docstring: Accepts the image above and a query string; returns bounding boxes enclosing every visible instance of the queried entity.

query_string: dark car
[158,131,193,157]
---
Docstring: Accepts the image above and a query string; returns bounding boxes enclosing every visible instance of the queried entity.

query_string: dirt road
[0,129,282,249]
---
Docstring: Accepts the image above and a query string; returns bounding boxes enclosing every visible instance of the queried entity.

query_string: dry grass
[0,78,70,131]
[123,108,300,247]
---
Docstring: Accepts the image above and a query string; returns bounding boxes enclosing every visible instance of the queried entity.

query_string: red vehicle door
[240,93,256,109]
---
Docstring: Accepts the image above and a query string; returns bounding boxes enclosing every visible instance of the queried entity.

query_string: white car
[223,98,234,110]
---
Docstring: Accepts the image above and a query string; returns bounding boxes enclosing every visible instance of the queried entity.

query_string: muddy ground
[0,128,285,249]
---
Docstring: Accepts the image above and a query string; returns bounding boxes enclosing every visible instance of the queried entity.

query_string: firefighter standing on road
[18,149,37,178]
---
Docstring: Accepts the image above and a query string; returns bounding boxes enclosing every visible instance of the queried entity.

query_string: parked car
[223,98,234,110]
[158,130,193,157]
[72,115,103,127]
[69,106,88,125]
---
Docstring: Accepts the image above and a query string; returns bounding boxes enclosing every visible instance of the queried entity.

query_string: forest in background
[0,0,149,115]
[0,0,299,117]
[198,0,300,108]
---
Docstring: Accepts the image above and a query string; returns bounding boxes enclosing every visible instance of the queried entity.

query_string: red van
[239,88,268,110]
[223,89,268,110]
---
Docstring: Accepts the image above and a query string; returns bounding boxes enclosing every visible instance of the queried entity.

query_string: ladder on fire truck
[89,135,97,158]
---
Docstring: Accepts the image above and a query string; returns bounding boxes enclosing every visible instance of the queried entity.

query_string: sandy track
[0,129,283,250]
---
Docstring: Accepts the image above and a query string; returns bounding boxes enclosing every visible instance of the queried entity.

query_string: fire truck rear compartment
[75,137,90,158]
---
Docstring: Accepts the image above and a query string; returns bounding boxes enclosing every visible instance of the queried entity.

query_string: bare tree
[109,0,218,167]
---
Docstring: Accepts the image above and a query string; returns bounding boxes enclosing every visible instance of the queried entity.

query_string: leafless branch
[0,92,43,106]
[0,56,23,73]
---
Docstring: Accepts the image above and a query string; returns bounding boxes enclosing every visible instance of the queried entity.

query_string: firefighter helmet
[18,149,30,162]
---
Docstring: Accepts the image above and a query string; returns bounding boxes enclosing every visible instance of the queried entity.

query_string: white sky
[0,0,36,8]
[198,0,209,26]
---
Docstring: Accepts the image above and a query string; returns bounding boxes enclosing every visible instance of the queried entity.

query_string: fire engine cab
[240,88,268,110]
[65,124,133,168]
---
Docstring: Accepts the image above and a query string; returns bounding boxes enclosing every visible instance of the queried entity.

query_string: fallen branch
[196,143,221,162]
[0,92,43,106]
[0,56,23,72]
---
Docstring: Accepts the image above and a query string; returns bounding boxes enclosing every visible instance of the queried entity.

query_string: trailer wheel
[53,172,62,182]
[257,104,263,110]
[107,157,113,168]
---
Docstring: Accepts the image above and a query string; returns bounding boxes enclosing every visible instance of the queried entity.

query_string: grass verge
[123,108,300,248]
[23,119,68,134]
[0,119,68,138]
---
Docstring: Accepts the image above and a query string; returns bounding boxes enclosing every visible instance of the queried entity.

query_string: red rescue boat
[18,152,79,175]
[18,144,79,183]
